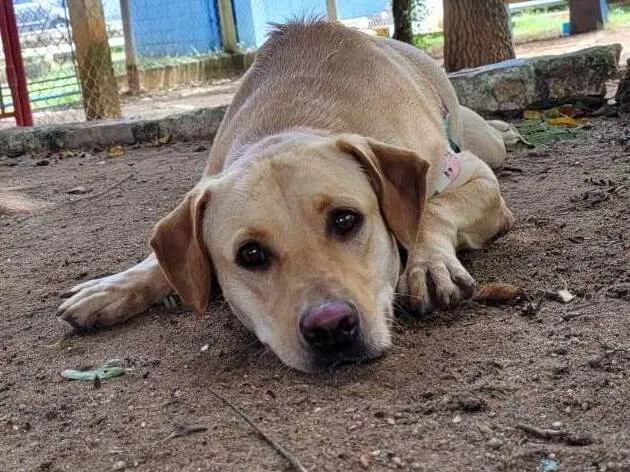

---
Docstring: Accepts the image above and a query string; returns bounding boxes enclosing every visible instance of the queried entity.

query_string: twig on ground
[61,173,133,207]
[517,423,565,440]
[517,423,594,446]
[209,387,308,472]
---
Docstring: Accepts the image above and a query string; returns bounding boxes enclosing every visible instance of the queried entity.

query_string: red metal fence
[0,0,32,126]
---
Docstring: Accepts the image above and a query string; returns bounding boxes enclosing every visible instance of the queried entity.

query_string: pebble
[200,344,209,352]
[36,159,50,166]
[386,417,396,425]
[488,437,503,450]
[552,421,563,429]
[112,460,127,471]
[391,456,403,467]
[411,462,421,469]
[452,415,462,424]
[359,453,370,469]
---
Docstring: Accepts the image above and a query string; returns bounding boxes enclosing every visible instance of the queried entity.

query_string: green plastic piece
[61,360,126,381]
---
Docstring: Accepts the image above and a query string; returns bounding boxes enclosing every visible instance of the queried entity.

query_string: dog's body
[58,21,514,372]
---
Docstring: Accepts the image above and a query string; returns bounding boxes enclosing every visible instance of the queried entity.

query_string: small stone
[200,344,209,352]
[411,462,421,469]
[552,421,563,428]
[386,417,396,425]
[359,453,370,469]
[488,437,503,450]
[193,144,208,152]
[35,159,50,166]
[391,456,403,467]
[112,461,127,471]
[452,415,462,424]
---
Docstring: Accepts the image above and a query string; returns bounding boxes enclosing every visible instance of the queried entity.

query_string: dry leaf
[106,145,125,157]
[557,105,585,118]
[165,423,208,440]
[547,116,580,127]
[523,110,542,120]
[158,131,172,144]
[474,283,524,304]
[546,289,576,303]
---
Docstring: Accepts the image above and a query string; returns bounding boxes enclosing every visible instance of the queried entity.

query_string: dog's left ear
[336,135,429,250]
[150,183,213,315]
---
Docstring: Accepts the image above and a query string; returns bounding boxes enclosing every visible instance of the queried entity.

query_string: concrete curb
[0,106,228,157]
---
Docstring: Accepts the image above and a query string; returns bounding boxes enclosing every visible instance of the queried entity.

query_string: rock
[488,437,503,450]
[449,58,537,117]
[449,44,621,117]
[359,452,370,469]
[530,45,620,108]
[112,460,127,471]
[616,58,630,112]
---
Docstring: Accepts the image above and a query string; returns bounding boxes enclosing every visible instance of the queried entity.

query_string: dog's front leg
[57,253,173,331]
[398,151,514,314]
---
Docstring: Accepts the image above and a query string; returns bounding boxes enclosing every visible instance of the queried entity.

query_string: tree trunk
[392,0,413,44]
[443,0,515,73]
[67,0,121,120]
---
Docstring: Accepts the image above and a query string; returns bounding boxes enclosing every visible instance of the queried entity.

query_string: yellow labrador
[58,20,514,373]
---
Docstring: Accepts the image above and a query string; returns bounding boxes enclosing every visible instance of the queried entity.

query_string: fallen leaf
[158,131,172,144]
[558,105,585,118]
[474,283,524,304]
[59,150,77,159]
[165,423,208,440]
[523,110,542,120]
[547,116,580,127]
[546,288,576,303]
[106,145,125,157]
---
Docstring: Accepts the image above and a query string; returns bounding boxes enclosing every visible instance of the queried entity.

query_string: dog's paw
[57,273,150,331]
[398,249,476,315]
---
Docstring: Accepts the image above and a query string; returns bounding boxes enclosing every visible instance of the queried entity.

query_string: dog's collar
[430,86,461,196]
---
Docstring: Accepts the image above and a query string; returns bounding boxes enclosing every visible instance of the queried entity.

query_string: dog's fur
[58,20,514,373]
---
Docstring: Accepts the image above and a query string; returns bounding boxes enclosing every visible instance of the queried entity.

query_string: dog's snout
[300,301,359,352]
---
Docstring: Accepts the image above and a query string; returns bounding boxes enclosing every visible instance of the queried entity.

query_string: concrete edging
[0,106,228,157]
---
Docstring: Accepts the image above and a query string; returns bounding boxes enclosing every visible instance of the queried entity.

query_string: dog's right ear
[150,184,213,315]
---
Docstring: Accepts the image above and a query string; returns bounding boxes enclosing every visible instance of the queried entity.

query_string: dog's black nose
[300,301,359,352]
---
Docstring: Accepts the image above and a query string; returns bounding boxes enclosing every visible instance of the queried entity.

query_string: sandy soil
[1,115,629,472]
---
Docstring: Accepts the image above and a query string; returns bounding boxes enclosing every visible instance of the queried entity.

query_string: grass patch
[413,5,630,54]
[516,119,582,146]
[607,5,630,29]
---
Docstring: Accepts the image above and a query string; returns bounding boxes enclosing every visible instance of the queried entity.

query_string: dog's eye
[328,209,363,239]
[236,242,271,270]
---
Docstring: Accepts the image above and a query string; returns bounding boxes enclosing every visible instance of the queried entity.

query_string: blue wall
[130,0,222,56]
[233,0,387,48]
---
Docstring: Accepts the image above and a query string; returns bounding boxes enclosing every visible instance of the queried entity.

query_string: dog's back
[206,20,452,175]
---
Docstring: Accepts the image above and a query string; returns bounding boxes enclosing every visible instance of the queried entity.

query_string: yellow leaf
[158,131,172,145]
[547,116,579,127]
[106,145,125,157]
[523,110,542,120]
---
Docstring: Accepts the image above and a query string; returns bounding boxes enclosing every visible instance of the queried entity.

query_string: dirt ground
[1,114,630,472]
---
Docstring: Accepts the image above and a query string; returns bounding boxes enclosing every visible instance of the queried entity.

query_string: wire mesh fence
[0,0,394,129]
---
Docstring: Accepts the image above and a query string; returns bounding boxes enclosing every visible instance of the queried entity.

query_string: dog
[58,20,514,373]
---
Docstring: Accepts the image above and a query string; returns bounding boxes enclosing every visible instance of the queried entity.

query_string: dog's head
[150,133,428,372]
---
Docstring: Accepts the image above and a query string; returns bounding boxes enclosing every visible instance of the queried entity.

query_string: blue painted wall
[130,0,222,56]
[233,0,387,48]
